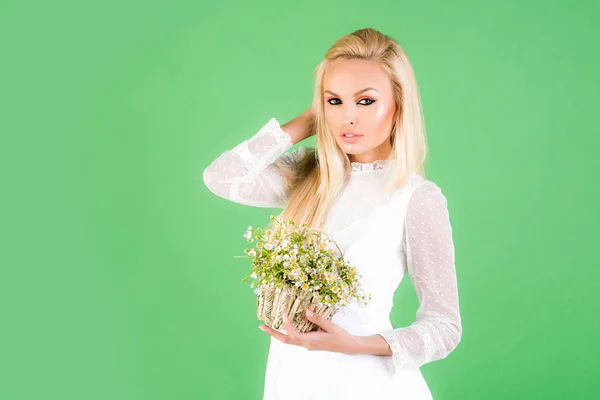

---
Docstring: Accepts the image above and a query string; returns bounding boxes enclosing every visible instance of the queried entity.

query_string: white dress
[203,117,463,400]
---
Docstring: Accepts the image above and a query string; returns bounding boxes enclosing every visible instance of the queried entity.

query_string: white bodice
[323,171,424,338]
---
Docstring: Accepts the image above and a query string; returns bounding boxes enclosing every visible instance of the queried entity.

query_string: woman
[203,27,462,400]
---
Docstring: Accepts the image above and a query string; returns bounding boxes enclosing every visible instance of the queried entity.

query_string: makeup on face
[323,59,396,162]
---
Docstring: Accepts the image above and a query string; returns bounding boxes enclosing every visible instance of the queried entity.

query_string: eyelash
[326,98,376,106]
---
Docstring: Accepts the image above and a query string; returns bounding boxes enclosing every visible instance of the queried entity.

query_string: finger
[282,313,298,337]
[259,324,291,345]
[283,313,316,349]
[305,309,336,333]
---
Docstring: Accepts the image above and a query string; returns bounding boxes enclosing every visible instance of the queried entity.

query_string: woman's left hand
[259,309,359,355]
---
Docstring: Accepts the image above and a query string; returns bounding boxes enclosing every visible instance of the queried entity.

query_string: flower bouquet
[234,215,372,333]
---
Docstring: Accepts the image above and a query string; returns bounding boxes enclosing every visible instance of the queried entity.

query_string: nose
[342,109,356,126]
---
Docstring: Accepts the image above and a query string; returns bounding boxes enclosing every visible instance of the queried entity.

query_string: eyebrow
[323,87,379,97]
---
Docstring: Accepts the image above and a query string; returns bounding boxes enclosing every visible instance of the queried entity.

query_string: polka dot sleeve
[378,181,463,376]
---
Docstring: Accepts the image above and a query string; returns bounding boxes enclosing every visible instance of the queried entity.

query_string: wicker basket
[255,228,345,333]
[256,282,338,333]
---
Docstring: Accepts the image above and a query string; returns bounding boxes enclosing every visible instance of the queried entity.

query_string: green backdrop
[2,0,599,399]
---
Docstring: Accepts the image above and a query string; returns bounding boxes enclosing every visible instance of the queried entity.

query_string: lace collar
[350,159,393,172]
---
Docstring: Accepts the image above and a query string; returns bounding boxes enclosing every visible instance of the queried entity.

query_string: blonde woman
[203,28,462,400]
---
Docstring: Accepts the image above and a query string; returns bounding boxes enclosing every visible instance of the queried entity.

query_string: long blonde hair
[273,28,428,233]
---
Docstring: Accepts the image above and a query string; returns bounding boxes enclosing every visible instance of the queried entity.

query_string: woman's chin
[337,142,364,153]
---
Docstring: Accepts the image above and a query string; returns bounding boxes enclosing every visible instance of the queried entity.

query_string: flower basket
[256,279,338,333]
[235,216,371,333]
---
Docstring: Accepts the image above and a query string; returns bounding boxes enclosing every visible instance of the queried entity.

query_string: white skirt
[262,335,434,400]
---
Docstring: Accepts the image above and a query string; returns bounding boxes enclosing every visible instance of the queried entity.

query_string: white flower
[248,249,256,257]
[283,254,290,261]
[264,243,273,250]
[254,288,261,295]
[250,273,257,279]
[247,226,253,231]
[243,231,252,240]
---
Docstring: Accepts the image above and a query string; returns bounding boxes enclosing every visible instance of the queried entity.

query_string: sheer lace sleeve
[202,117,309,208]
[378,181,463,377]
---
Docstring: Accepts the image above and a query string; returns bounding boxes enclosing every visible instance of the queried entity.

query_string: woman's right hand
[282,108,317,144]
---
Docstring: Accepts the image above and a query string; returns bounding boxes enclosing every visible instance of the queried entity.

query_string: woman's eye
[326,98,376,106]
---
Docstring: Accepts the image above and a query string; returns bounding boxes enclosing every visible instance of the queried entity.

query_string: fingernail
[258,325,265,331]
[306,310,313,317]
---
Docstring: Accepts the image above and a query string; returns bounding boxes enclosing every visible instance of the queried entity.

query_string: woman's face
[322,59,396,163]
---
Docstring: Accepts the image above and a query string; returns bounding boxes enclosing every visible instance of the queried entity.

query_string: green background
[2,0,599,399]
